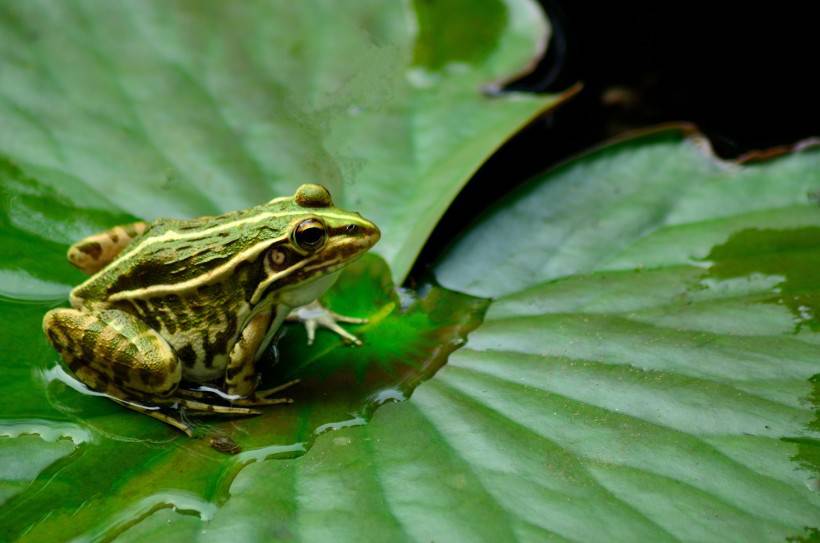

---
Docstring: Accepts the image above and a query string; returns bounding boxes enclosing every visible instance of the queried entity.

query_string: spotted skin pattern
[43,308,180,396]
[67,221,148,275]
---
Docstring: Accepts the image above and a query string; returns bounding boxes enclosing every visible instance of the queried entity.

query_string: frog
[42,184,380,435]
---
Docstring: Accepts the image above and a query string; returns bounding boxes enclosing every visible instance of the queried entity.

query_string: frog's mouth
[306,227,380,273]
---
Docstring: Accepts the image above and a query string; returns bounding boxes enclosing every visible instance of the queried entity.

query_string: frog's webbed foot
[286,300,367,346]
[67,221,148,275]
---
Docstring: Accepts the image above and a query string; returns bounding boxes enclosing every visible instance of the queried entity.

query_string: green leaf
[0,0,568,282]
[430,127,820,540]
[0,141,489,542]
[99,128,820,542]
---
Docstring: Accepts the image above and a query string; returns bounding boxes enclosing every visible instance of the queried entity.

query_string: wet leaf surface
[50,127,819,543]
[430,128,820,541]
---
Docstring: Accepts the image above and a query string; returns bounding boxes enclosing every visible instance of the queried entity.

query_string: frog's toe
[173,398,261,416]
[229,378,300,406]
[325,310,367,324]
[317,318,362,346]
[287,301,365,346]
[255,378,300,399]
[230,397,293,407]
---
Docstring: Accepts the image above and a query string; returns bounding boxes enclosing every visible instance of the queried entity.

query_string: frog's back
[70,204,281,305]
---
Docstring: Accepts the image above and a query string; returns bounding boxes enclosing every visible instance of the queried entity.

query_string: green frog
[42,184,380,435]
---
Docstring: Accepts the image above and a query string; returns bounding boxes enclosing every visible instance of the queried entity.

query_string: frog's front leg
[42,307,187,432]
[286,300,367,346]
[68,221,148,275]
[222,309,297,406]
[224,310,272,397]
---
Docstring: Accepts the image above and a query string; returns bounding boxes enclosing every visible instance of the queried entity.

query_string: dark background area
[412,0,819,282]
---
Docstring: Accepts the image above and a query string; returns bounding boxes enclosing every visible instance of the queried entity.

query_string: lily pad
[102,127,820,542]
[0,135,490,542]
[0,0,569,282]
[36,127,818,543]
[432,127,820,541]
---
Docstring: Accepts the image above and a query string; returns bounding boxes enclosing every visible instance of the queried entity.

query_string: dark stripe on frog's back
[112,258,262,370]
[110,231,283,295]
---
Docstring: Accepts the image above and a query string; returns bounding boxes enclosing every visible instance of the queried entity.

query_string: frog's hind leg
[62,360,193,434]
[43,307,181,397]
[110,397,194,436]
[43,307,189,432]
[68,221,148,274]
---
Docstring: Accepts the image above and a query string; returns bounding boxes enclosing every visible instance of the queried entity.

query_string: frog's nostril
[346,224,359,234]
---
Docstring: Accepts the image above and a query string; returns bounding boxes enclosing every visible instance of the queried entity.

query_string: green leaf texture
[52,127,820,543]
[0,0,567,281]
[431,127,820,541]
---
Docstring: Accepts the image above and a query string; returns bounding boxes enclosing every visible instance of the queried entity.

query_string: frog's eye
[294,219,326,251]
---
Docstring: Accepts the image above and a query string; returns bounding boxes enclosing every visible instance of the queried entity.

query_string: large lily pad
[36,127,817,542]
[429,127,820,540]
[0,0,568,282]
[107,128,820,542]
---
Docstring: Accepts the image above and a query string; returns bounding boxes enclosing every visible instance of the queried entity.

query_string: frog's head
[250,184,380,306]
